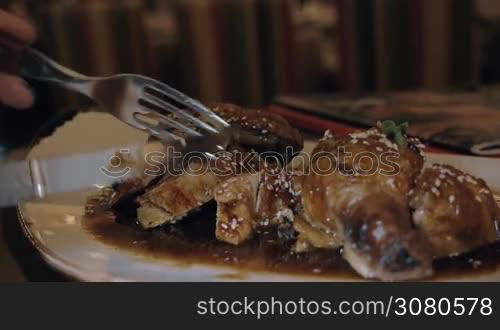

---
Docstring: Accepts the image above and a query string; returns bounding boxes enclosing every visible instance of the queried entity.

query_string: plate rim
[16,206,131,282]
[18,201,500,282]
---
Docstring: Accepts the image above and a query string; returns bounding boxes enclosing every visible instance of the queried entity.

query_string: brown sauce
[84,202,500,280]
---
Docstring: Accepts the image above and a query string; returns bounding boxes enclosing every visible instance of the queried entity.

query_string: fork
[0,37,232,157]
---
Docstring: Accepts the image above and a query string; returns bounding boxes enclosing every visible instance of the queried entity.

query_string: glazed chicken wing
[299,128,433,280]
[410,164,500,258]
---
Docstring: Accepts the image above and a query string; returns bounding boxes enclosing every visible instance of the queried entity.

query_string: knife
[0,143,159,207]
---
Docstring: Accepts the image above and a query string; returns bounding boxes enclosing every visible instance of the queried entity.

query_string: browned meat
[255,165,298,226]
[214,172,261,245]
[212,103,303,159]
[108,103,303,224]
[214,164,300,245]
[86,177,155,216]
[340,191,433,280]
[85,143,175,215]
[137,158,220,228]
[293,214,342,252]
[292,126,500,281]
[137,147,260,228]
[297,128,433,280]
[90,113,500,281]
[410,164,500,258]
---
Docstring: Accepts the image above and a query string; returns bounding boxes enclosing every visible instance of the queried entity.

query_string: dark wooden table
[0,207,67,281]
[0,208,26,281]
[0,147,68,281]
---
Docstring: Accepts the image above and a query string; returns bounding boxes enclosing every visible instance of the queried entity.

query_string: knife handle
[0,35,25,75]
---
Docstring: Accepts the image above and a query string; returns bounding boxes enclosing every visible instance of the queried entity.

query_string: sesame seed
[449,195,455,203]
[465,176,478,185]
[479,188,490,195]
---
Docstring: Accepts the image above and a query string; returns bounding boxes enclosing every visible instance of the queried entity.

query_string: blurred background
[2,0,500,148]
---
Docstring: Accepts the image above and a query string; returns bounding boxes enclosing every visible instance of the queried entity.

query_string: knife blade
[0,143,158,207]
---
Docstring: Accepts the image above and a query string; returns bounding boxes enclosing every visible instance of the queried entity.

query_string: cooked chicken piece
[410,164,500,258]
[340,190,433,281]
[86,176,157,216]
[287,171,341,252]
[214,172,261,245]
[298,128,433,281]
[214,163,300,245]
[293,215,342,252]
[137,147,260,228]
[255,166,343,250]
[212,103,303,159]
[137,159,219,228]
[85,142,173,214]
[107,104,303,224]
[255,165,298,226]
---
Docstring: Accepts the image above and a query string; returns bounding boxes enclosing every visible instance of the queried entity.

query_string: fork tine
[156,130,186,147]
[144,82,229,128]
[141,93,219,134]
[204,152,219,161]
[158,116,203,138]
[138,101,202,138]
[132,113,185,146]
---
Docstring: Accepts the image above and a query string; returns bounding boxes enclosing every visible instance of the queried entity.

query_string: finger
[0,10,36,44]
[0,74,34,109]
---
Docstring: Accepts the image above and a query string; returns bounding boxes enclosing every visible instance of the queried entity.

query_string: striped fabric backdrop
[22,0,314,107]
[25,0,155,107]
[173,0,298,106]
[30,0,154,77]
[15,0,478,106]
[335,0,475,93]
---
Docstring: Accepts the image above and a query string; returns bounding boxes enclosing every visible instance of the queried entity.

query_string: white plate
[17,113,500,281]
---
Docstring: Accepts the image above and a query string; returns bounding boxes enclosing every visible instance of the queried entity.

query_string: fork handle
[0,35,25,75]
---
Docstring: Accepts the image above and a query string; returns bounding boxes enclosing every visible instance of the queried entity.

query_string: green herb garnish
[379,120,409,146]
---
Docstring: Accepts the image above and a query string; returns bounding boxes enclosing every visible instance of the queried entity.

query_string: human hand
[0,9,36,109]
